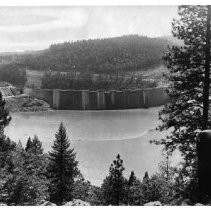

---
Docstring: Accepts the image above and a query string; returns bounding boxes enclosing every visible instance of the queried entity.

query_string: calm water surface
[5,107,175,186]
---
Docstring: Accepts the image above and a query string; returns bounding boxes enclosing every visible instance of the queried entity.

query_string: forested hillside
[17,35,173,73]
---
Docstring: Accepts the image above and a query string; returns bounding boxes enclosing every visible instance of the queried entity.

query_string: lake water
[5,107,176,186]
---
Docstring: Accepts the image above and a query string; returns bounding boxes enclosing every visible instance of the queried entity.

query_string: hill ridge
[14,34,174,73]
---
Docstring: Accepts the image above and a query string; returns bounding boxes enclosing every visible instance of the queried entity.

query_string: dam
[24,87,169,110]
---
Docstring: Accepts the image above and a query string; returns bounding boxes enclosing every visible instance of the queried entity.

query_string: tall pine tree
[47,122,79,205]
[101,154,126,205]
[153,5,210,181]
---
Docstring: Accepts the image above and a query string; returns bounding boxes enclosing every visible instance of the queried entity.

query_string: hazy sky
[0,6,178,52]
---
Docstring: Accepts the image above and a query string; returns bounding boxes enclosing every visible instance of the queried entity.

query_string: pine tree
[128,171,136,186]
[0,92,16,203]
[101,154,126,205]
[0,91,13,167]
[25,135,43,155]
[202,5,211,129]
[47,122,79,205]
[143,171,149,183]
[142,164,178,205]
[25,137,32,152]
[153,5,210,180]
[0,92,11,131]
[6,141,26,204]
[127,171,143,205]
[5,140,49,205]
[72,173,91,202]
[0,92,15,164]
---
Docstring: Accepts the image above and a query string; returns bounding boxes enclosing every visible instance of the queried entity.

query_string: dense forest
[16,35,173,73]
[41,71,157,90]
[0,64,27,88]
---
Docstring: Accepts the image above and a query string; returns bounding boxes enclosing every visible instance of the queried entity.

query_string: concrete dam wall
[24,87,169,110]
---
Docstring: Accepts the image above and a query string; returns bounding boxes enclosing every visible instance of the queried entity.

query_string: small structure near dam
[24,87,169,110]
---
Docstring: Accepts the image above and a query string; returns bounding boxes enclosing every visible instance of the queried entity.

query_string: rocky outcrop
[195,203,204,206]
[5,94,51,112]
[144,201,162,206]
[38,199,90,206]
[64,199,91,206]
[0,82,51,112]
[39,201,57,206]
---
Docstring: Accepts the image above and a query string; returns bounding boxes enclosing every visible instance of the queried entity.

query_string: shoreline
[10,105,163,114]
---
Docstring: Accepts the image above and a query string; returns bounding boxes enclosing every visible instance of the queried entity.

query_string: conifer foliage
[154,6,210,179]
[0,92,11,131]
[47,122,79,205]
[0,91,15,166]
[25,135,43,155]
[19,35,171,73]
[101,154,126,205]
[127,171,142,205]
[5,138,49,205]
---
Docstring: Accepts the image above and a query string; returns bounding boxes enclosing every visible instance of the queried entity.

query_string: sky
[0,6,178,52]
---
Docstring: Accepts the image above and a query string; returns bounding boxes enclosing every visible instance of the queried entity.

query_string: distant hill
[11,35,175,73]
[159,35,184,46]
[0,35,179,74]
[0,50,43,65]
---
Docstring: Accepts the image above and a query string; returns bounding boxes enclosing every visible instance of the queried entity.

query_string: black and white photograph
[0,1,210,206]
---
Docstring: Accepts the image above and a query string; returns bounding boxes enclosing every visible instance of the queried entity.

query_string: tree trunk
[202,5,211,130]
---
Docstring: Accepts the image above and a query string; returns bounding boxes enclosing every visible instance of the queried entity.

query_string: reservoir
[5,107,174,186]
